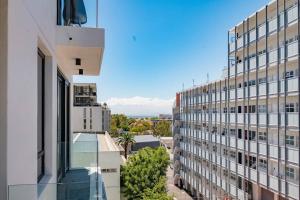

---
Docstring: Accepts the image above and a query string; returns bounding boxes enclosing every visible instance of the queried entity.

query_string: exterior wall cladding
[173,0,300,199]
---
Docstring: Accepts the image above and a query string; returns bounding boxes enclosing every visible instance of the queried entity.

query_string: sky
[74,0,270,116]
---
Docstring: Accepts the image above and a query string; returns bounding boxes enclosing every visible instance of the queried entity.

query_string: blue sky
[74,0,270,116]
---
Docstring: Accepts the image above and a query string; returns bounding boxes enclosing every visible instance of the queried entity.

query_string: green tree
[153,120,171,137]
[129,120,152,134]
[121,147,170,200]
[111,114,135,137]
[142,177,172,200]
[117,132,135,159]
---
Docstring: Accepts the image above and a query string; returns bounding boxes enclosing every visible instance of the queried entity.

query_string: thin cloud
[102,96,174,116]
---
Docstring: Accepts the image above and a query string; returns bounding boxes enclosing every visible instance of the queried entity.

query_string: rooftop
[134,135,160,143]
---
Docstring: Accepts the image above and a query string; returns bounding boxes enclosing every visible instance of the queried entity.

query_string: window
[286,167,295,180]
[258,159,267,170]
[37,49,45,182]
[259,77,267,84]
[230,173,236,181]
[249,156,257,169]
[238,176,243,190]
[286,135,295,146]
[258,105,267,113]
[258,132,267,142]
[285,71,294,79]
[248,80,256,86]
[230,107,235,113]
[248,131,256,141]
[223,107,227,113]
[230,129,236,136]
[101,168,117,173]
[229,85,235,90]
[223,149,228,156]
[285,103,295,113]
[238,106,242,113]
[238,129,242,139]
[248,105,256,113]
[238,152,243,164]
[229,151,236,159]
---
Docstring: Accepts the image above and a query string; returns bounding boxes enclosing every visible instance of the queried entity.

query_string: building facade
[0,0,107,199]
[173,0,300,199]
[72,83,111,133]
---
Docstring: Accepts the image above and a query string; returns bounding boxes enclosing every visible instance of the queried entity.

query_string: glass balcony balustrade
[8,133,107,200]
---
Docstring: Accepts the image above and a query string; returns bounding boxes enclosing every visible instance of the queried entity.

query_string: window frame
[37,49,45,182]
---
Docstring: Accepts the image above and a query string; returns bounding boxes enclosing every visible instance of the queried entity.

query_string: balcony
[249,86,256,97]
[56,0,105,76]
[287,41,298,58]
[237,113,243,124]
[269,113,278,126]
[230,66,235,77]
[286,77,299,92]
[269,49,278,64]
[259,83,266,96]
[237,62,243,74]
[237,36,243,49]
[249,57,256,70]
[249,29,256,43]
[230,42,235,52]
[268,17,277,34]
[258,113,266,125]
[229,89,235,100]
[258,54,266,68]
[268,81,278,95]
[287,6,298,25]
[281,112,299,127]
[258,23,266,38]
[8,133,106,200]
[237,88,243,99]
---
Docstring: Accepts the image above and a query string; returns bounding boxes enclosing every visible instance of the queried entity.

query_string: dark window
[238,129,242,139]
[238,106,242,113]
[238,152,243,164]
[37,49,45,182]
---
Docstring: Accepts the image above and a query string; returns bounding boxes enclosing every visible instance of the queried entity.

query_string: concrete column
[252,183,261,200]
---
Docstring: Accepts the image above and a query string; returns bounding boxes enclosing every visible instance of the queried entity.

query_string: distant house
[130,135,161,152]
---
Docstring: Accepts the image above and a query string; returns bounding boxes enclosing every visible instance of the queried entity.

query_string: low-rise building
[130,135,161,152]
[98,133,122,200]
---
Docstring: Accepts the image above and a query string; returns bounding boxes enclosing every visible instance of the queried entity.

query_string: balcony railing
[8,133,106,200]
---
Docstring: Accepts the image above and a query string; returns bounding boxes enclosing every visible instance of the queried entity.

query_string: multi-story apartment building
[173,0,300,199]
[73,83,98,106]
[0,0,108,199]
[72,83,111,133]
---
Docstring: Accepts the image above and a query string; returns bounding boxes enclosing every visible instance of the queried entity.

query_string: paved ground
[166,153,193,200]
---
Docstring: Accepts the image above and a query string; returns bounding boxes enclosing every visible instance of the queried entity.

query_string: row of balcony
[180,77,299,106]
[229,5,298,52]
[180,139,299,165]
[180,112,299,127]
[180,162,299,200]
[229,44,298,78]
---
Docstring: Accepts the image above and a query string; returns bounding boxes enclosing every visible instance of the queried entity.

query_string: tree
[153,120,171,137]
[111,114,133,136]
[129,119,152,134]
[142,177,172,200]
[121,147,170,200]
[117,132,135,159]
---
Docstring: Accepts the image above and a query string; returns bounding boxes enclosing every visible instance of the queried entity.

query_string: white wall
[72,106,102,132]
[0,0,8,199]
[99,151,121,200]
